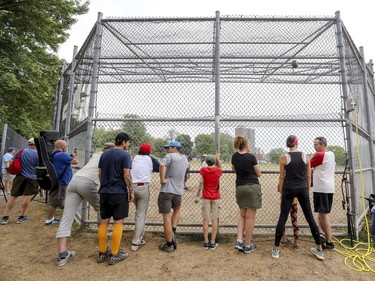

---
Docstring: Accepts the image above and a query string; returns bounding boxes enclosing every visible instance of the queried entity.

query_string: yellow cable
[333,107,375,273]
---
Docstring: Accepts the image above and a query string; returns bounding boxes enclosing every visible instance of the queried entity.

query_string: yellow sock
[98,224,108,253]
[111,224,123,255]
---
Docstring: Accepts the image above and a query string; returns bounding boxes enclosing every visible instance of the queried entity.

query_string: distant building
[235,127,255,153]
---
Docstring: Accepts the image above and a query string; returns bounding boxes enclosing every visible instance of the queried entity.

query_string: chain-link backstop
[54,11,375,238]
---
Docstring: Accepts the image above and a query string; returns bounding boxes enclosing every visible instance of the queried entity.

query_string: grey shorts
[236,183,262,209]
[48,184,67,208]
[158,192,182,214]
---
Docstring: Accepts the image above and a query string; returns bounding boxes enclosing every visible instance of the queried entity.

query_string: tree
[327,145,347,165]
[92,127,120,152]
[194,134,215,156]
[121,113,151,155]
[0,0,89,137]
[266,147,286,164]
[176,134,193,156]
[220,133,235,161]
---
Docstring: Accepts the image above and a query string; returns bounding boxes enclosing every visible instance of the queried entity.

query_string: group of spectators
[0,133,336,266]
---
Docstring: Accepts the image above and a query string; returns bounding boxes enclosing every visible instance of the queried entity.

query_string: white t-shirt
[310,150,335,193]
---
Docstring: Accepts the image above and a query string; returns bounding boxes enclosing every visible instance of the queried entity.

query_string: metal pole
[214,11,221,152]
[1,123,8,154]
[64,46,78,140]
[335,11,357,239]
[359,47,375,195]
[55,60,67,132]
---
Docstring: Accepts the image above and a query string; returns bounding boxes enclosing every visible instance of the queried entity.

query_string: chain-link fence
[53,11,375,237]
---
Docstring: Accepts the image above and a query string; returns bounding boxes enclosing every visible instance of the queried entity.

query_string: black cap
[115,132,131,142]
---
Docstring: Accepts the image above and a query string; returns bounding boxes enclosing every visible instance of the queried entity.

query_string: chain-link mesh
[53,13,375,237]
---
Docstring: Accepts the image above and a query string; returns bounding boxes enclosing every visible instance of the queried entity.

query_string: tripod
[0,174,8,203]
[341,158,355,246]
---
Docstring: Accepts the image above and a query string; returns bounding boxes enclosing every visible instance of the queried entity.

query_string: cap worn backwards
[28,138,35,145]
[205,155,216,166]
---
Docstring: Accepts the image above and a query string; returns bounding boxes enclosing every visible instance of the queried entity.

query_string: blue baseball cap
[163,140,181,148]
[7,147,17,152]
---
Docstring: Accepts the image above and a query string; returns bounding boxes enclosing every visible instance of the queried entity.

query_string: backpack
[8,148,24,175]
[34,137,59,191]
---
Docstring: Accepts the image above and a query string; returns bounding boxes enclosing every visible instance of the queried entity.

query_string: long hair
[286,135,298,148]
[233,136,249,151]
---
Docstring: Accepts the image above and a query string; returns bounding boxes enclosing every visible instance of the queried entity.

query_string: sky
[58,0,375,64]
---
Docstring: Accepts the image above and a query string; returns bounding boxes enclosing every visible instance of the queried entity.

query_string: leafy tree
[266,147,286,164]
[0,0,89,137]
[194,134,215,156]
[121,114,151,155]
[92,127,120,152]
[149,138,166,159]
[327,145,347,165]
[176,134,193,156]
[220,133,235,161]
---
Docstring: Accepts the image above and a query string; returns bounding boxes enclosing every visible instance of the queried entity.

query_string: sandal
[108,251,129,265]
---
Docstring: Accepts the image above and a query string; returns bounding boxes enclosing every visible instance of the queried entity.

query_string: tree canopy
[0,0,89,137]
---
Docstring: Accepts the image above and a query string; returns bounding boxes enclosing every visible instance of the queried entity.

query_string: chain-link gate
[54,11,375,238]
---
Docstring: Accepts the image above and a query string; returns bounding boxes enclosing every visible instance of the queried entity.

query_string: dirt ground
[0,197,374,281]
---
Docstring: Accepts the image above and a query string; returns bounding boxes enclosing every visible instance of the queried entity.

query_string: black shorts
[158,192,182,214]
[100,193,129,220]
[11,174,38,197]
[313,192,333,213]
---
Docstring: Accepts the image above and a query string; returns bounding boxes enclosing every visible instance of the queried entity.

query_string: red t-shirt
[199,167,223,200]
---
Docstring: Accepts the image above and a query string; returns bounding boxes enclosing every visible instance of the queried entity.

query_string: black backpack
[34,137,59,191]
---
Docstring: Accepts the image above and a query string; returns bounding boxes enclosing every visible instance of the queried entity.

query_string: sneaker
[235,240,244,251]
[159,242,175,252]
[56,251,76,267]
[108,251,128,265]
[322,242,335,251]
[97,249,110,263]
[16,216,29,224]
[1,216,9,225]
[272,246,280,258]
[291,240,300,250]
[45,217,61,225]
[310,247,324,260]
[280,238,290,246]
[243,243,256,254]
[203,242,210,249]
[320,233,326,244]
[130,240,146,251]
[172,234,177,249]
[209,242,218,250]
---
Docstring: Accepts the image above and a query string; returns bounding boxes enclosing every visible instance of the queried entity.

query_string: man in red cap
[130,143,160,251]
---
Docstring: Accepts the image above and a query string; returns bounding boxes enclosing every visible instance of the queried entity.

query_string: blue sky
[58,0,375,64]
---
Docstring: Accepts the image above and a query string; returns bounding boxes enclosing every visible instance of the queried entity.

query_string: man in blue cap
[158,140,189,252]
[1,146,17,195]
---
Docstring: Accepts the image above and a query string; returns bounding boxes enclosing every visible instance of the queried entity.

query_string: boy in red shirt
[196,152,222,250]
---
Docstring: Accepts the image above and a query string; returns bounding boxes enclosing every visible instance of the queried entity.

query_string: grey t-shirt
[160,153,188,195]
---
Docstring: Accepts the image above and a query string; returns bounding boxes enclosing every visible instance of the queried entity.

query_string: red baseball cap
[139,143,152,154]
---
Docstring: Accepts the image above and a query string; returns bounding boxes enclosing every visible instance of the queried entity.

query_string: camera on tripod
[366,193,375,209]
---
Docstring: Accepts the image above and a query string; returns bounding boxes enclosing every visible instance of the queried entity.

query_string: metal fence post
[214,11,221,152]
[64,46,78,140]
[335,11,357,238]
[80,12,103,229]
[359,47,375,196]
[54,60,67,132]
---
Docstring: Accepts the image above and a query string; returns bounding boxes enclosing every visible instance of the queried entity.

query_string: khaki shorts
[236,183,262,209]
[10,174,39,197]
[201,199,221,219]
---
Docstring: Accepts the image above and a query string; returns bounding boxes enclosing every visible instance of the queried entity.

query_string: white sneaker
[310,247,324,260]
[130,240,146,251]
[56,251,76,267]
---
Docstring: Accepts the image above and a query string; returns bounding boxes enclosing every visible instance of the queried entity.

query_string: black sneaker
[108,251,128,265]
[97,249,110,263]
[243,243,256,254]
[235,240,244,251]
[159,242,175,252]
[16,216,29,224]
[203,242,210,249]
[322,242,335,250]
[209,243,218,250]
[1,216,9,225]
[320,233,326,244]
